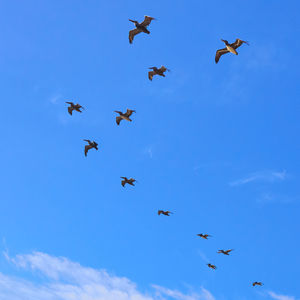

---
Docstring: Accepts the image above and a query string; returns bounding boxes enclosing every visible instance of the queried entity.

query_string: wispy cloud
[268,291,296,300]
[1,251,214,300]
[49,94,62,104]
[230,170,287,187]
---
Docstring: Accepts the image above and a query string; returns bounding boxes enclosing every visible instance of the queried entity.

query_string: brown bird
[148,66,170,81]
[197,234,211,240]
[129,16,155,44]
[114,109,136,125]
[252,282,263,287]
[121,177,136,187]
[158,210,173,216]
[83,139,98,157]
[217,249,234,255]
[66,102,84,115]
[207,263,217,270]
[215,39,249,63]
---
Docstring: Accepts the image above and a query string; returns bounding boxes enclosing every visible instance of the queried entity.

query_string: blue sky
[0,0,299,299]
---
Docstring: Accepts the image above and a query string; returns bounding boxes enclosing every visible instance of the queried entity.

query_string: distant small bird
[217,249,234,255]
[252,282,263,287]
[158,210,173,216]
[207,263,217,270]
[83,139,98,157]
[148,66,170,81]
[121,177,136,187]
[197,234,211,240]
[129,16,155,44]
[114,109,136,125]
[66,102,84,115]
[215,39,249,63]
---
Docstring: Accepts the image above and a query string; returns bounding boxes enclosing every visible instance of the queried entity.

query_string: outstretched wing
[68,106,73,115]
[84,145,91,156]
[148,71,155,81]
[129,28,142,44]
[215,48,229,63]
[231,39,249,49]
[125,109,135,117]
[116,116,122,125]
[158,210,163,215]
[140,16,155,27]
[121,180,126,187]
[159,66,168,73]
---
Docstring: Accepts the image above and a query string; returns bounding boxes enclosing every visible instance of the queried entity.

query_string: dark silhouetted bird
[207,264,217,270]
[158,210,173,216]
[217,249,234,255]
[129,16,155,44]
[66,102,84,115]
[252,282,263,287]
[197,234,211,240]
[121,177,136,187]
[148,66,170,81]
[215,39,249,63]
[83,140,98,157]
[114,109,136,125]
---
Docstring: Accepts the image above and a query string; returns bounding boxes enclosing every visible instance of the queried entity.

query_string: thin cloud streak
[268,291,296,300]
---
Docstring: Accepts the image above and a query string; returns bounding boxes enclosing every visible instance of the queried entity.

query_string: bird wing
[158,210,163,215]
[84,145,92,156]
[121,180,126,187]
[140,16,154,27]
[231,39,249,49]
[148,71,155,81]
[116,116,122,125]
[159,66,167,73]
[215,48,229,63]
[66,101,74,105]
[125,109,135,117]
[84,139,91,143]
[129,28,142,44]
[68,106,73,115]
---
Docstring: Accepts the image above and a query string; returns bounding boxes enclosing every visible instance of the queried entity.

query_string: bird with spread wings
[129,16,155,44]
[148,66,170,81]
[114,109,136,125]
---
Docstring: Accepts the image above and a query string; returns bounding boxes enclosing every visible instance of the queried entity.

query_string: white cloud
[0,251,214,300]
[230,170,287,186]
[49,94,62,104]
[268,291,296,300]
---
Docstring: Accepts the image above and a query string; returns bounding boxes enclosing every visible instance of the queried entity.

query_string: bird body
[207,263,217,270]
[66,102,84,115]
[197,233,211,240]
[121,177,136,187]
[217,249,233,255]
[115,109,135,125]
[158,210,173,216]
[148,66,169,81]
[129,16,155,44]
[83,139,98,157]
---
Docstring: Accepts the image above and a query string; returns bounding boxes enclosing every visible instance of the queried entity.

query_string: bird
[252,282,263,287]
[217,249,234,255]
[148,66,170,81]
[83,139,98,157]
[215,39,249,63]
[129,16,155,44]
[114,109,136,125]
[207,264,217,270]
[158,210,173,216]
[66,102,84,115]
[197,234,211,240]
[121,177,136,187]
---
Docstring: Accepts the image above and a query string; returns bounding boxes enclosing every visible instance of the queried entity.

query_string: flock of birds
[65,15,263,289]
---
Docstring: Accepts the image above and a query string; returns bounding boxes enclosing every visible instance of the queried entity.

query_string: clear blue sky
[0,1,299,299]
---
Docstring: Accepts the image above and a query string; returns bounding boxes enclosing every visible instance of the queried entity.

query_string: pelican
[121,177,136,187]
[197,233,211,240]
[66,102,84,115]
[252,282,263,287]
[114,109,136,125]
[148,66,170,81]
[217,249,234,255]
[158,210,173,216]
[215,39,249,63]
[207,263,217,270]
[83,139,98,157]
[129,16,155,44]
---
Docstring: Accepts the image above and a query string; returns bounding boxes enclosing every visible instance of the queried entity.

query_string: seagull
[66,102,84,115]
[158,210,173,216]
[148,66,170,81]
[121,177,136,187]
[215,39,249,63]
[129,16,155,44]
[207,264,217,270]
[252,282,263,287]
[114,109,136,125]
[83,139,98,157]
[197,234,211,240]
[217,249,234,255]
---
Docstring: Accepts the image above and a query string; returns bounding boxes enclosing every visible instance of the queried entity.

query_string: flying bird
[197,234,211,240]
[66,102,84,115]
[158,210,173,216]
[217,249,234,255]
[83,139,98,157]
[215,39,249,63]
[121,177,136,187]
[114,109,136,125]
[207,264,217,270]
[148,66,170,81]
[129,16,155,44]
[252,282,263,287]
